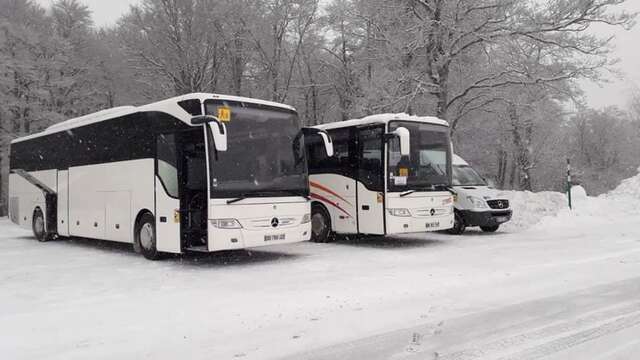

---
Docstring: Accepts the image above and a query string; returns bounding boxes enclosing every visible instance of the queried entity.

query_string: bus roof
[12,93,296,144]
[315,113,449,131]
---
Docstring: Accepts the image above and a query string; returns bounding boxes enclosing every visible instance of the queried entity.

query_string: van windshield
[453,164,486,186]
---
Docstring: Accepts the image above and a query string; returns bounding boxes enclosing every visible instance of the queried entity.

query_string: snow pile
[602,167,640,201]
[502,168,640,232]
[501,190,568,232]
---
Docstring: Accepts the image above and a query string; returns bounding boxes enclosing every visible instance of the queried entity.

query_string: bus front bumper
[386,213,454,234]
[208,223,311,251]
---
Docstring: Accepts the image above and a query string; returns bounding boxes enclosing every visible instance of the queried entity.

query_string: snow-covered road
[1,177,640,359]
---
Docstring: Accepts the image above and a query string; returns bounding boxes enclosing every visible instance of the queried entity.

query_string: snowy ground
[1,174,640,360]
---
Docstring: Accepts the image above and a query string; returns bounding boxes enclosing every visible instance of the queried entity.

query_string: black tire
[32,208,51,242]
[481,225,500,233]
[310,204,333,243]
[447,211,466,235]
[135,213,162,260]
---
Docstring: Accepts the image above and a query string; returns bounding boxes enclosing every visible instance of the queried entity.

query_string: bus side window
[156,134,179,198]
[307,128,352,178]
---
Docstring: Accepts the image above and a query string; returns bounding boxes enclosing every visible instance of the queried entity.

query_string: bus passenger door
[155,133,182,253]
[356,126,385,235]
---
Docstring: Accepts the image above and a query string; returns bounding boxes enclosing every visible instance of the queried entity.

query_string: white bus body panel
[356,183,385,235]
[8,170,56,230]
[310,174,357,233]
[57,170,69,236]
[310,174,453,235]
[155,176,181,253]
[68,159,154,243]
[208,198,311,251]
[385,192,454,234]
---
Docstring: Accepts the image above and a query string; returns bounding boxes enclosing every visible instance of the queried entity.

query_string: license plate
[426,222,440,229]
[264,234,286,242]
[496,217,509,223]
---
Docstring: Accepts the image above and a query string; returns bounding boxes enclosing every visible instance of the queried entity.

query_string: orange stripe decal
[310,181,353,206]
[310,193,352,218]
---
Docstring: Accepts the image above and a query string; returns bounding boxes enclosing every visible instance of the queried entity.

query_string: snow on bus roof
[315,113,449,130]
[12,93,296,144]
[140,93,297,112]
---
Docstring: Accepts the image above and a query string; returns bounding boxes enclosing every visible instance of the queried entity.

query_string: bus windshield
[388,121,451,192]
[204,101,308,198]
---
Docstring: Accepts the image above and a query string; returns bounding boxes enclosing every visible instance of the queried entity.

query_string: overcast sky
[36,0,640,110]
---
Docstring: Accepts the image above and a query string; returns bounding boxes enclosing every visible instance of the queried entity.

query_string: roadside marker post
[567,158,572,210]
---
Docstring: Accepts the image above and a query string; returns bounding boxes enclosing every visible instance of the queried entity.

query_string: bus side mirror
[386,127,410,156]
[302,128,334,157]
[192,115,227,152]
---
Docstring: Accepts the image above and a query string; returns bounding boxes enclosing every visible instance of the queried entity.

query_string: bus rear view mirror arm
[302,127,334,157]
[384,127,410,156]
[192,115,228,152]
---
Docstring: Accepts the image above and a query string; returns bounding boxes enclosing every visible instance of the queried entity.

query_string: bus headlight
[301,213,311,224]
[211,218,243,229]
[387,208,412,217]
[467,196,488,209]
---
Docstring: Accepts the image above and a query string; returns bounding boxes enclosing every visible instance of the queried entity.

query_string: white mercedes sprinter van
[448,155,512,234]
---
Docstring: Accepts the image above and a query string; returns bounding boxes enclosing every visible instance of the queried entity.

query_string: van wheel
[136,213,162,260]
[311,205,333,243]
[447,212,466,235]
[32,208,52,242]
[481,225,500,233]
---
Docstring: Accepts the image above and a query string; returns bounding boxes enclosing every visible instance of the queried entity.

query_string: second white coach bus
[305,113,454,242]
[9,93,332,259]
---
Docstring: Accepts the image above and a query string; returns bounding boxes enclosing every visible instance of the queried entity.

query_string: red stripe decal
[310,181,353,206]
[311,193,352,218]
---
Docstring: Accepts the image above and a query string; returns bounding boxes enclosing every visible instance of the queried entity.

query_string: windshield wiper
[227,190,310,204]
[227,194,253,204]
[400,190,416,197]
[432,184,456,195]
[277,189,311,200]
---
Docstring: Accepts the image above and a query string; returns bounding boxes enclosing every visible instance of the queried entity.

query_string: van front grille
[487,200,509,210]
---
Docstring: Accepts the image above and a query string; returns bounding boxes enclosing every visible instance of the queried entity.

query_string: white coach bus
[305,113,454,242]
[9,93,332,260]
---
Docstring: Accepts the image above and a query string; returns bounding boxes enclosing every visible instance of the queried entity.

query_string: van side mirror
[385,127,410,156]
[302,128,334,157]
[192,115,227,152]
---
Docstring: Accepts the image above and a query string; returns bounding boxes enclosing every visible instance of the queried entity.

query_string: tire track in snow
[436,302,640,360]
[497,311,640,360]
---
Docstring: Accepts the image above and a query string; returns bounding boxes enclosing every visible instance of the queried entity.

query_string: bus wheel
[481,225,500,233]
[447,212,466,235]
[136,213,161,260]
[32,208,51,242]
[311,205,333,243]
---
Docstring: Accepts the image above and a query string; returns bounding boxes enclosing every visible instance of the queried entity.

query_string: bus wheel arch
[133,209,160,260]
[311,202,334,243]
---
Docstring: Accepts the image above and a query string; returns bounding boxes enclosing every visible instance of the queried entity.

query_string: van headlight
[211,218,243,229]
[387,208,412,217]
[467,196,488,209]
[301,213,311,224]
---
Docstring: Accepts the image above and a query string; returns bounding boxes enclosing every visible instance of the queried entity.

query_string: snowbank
[501,168,640,232]
[501,190,568,232]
